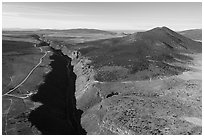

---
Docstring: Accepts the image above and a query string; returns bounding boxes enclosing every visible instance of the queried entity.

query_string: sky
[2,2,202,31]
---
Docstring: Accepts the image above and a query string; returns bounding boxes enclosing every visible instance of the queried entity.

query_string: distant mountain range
[3,28,117,35]
[3,28,40,31]
[3,28,202,40]
[178,29,202,41]
[36,28,117,35]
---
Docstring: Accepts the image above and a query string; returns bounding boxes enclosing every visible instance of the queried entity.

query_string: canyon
[2,27,202,135]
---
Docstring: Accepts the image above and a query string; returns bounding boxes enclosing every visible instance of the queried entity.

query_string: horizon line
[2,27,202,31]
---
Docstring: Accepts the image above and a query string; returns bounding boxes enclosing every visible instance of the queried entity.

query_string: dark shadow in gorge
[28,48,86,135]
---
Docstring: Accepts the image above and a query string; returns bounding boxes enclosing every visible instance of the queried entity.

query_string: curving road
[3,45,49,96]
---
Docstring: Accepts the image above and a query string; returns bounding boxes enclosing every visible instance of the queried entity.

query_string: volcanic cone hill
[75,27,201,82]
[132,27,201,52]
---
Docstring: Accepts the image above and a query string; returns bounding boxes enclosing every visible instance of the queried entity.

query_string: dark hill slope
[75,27,201,81]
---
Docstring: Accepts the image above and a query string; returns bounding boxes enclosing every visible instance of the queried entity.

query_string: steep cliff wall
[28,42,86,135]
[50,43,97,104]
